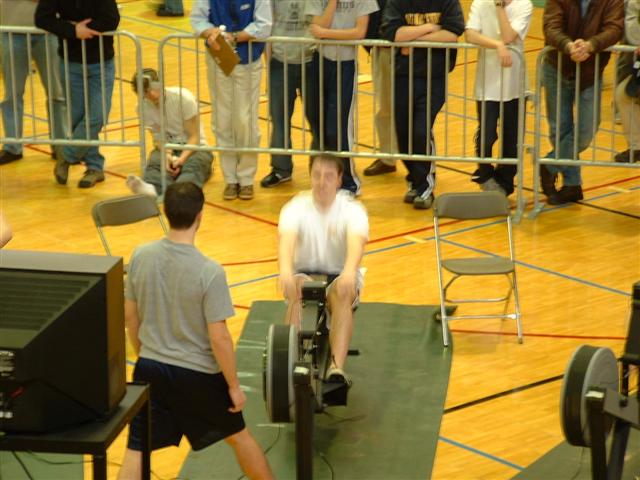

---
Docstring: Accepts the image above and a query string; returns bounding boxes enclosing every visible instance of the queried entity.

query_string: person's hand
[228,386,246,413]
[206,28,221,51]
[569,39,591,62]
[279,272,300,302]
[165,153,181,177]
[310,24,326,39]
[335,270,356,300]
[75,19,100,40]
[497,43,513,67]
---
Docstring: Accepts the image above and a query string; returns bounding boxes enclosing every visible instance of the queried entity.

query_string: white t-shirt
[466,0,533,101]
[305,0,379,62]
[279,190,369,274]
[141,87,207,145]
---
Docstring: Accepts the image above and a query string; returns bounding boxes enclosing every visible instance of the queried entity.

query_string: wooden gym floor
[0,0,639,478]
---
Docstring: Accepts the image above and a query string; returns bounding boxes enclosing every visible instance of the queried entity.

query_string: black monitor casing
[0,250,126,432]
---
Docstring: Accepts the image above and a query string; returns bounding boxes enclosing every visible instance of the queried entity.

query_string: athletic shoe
[479,177,506,195]
[363,159,396,176]
[223,183,239,200]
[156,8,183,16]
[260,171,292,188]
[413,194,434,210]
[54,154,70,185]
[548,185,583,205]
[326,366,352,387]
[126,175,157,197]
[0,150,23,165]
[403,189,418,204]
[239,185,254,200]
[78,169,105,188]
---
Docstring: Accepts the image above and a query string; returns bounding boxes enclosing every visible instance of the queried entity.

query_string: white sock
[126,175,157,198]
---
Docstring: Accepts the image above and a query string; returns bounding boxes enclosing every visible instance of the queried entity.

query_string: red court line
[204,200,278,227]
[450,328,626,341]
[234,304,251,310]
[583,174,640,192]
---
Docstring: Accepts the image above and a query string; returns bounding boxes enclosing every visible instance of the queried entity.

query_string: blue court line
[440,237,631,297]
[228,205,633,297]
[229,273,279,289]
[438,436,525,471]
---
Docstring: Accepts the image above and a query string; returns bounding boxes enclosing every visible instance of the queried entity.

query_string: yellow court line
[404,235,427,244]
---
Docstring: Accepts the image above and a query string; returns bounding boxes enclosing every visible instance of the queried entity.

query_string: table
[0,383,150,480]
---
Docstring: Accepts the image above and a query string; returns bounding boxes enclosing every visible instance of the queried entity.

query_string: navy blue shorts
[128,357,245,452]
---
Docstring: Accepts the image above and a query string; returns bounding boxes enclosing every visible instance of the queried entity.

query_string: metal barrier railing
[0,27,147,169]
[155,35,528,218]
[529,45,640,218]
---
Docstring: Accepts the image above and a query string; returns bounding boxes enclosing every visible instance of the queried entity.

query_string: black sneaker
[0,150,23,165]
[260,171,291,188]
[156,7,183,16]
[548,185,583,205]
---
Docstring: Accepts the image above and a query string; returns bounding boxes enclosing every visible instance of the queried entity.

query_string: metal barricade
[0,27,147,169]
[154,35,528,219]
[529,45,640,218]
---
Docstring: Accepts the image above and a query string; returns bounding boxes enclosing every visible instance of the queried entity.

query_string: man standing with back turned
[117,182,273,480]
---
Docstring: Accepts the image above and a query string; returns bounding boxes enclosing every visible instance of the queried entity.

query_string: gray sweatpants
[143,148,213,194]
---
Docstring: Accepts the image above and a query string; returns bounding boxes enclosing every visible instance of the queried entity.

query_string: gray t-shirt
[305,0,378,61]
[272,0,314,64]
[125,238,235,374]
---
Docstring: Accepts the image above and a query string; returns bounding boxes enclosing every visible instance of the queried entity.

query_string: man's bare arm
[125,299,141,355]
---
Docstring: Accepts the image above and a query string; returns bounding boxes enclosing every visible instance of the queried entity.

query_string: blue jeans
[542,61,602,187]
[268,57,319,175]
[1,33,66,155]
[61,58,115,171]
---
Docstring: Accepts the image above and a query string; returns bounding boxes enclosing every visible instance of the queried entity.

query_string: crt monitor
[0,250,126,432]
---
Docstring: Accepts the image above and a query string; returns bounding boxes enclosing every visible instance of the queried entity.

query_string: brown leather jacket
[543,0,624,89]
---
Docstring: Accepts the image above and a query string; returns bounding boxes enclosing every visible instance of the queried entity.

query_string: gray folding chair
[92,194,167,271]
[433,191,523,347]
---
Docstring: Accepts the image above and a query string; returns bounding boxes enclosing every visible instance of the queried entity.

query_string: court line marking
[438,436,525,471]
[443,375,563,415]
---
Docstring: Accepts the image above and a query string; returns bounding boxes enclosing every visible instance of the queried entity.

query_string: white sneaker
[326,366,353,387]
[126,175,157,198]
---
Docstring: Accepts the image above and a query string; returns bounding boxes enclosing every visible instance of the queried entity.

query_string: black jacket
[381,0,465,77]
[35,0,120,64]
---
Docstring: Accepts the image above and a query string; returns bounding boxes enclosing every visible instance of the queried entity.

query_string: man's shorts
[295,271,363,308]
[128,357,245,452]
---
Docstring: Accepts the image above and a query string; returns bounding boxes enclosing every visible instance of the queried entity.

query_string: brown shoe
[78,169,105,188]
[363,159,396,176]
[539,164,557,197]
[238,185,254,200]
[54,151,70,185]
[548,185,583,205]
[223,183,239,200]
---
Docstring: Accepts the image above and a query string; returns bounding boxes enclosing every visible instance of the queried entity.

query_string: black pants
[472,98,521,195]
[394,74,445,197]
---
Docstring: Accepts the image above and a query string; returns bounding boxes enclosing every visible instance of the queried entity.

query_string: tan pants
[615,76,640,150]
[207,56,262,186]
[372,47,398,166]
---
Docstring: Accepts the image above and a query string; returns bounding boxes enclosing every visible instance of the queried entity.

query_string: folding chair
[433,191,522,347]
[92,194,168,271]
